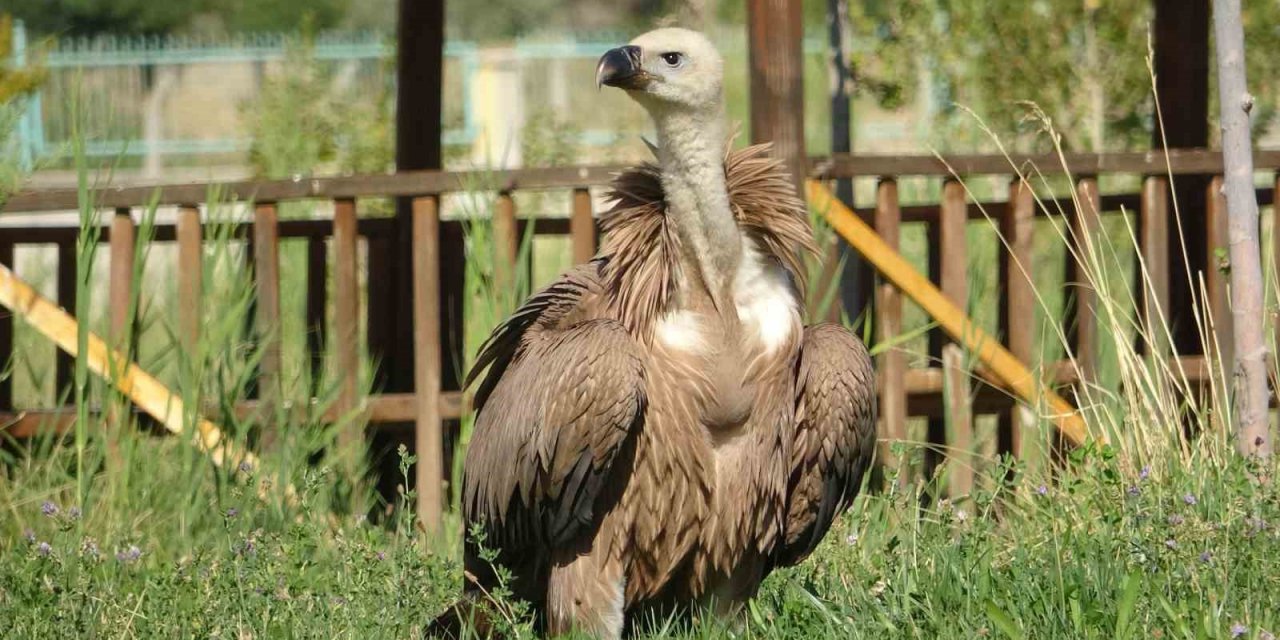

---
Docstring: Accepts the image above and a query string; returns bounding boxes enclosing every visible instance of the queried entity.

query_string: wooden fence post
[1139,176,1171,355]
[176,205,203,353]
[1068,177,1101,388]
[936,179,972,496]
[412,195,443,535]
[494,192,518,295]
[874,179,907,482]
[999,178,1036,460]
[333,198,362,458]
[252,202,282,446]
[1206,176,1234,372]
[571,188,595,265]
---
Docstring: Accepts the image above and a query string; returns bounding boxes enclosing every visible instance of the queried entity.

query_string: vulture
[431,27,876,639]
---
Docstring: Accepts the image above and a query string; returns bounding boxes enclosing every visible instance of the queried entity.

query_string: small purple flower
[1167,514,1184,526]
[68,506,82,520]
[1246,517,1268,533]
[41,501,59,517]
[1183,493,1197,506]
[23,529,35,544]
[845,533,859,545]
[36,542,52,557]
[1139,466,1150,480]
[1126,485,1141,497]
[238,461,253,473]
[331,596,348,607]
[1036,485,1048,496]
[226,507,239,519]
[375,551,387,561]
[81,539,100,559]
[1199,551,1213,564]
[1164,539,1177,550]
[1230,623,1247,638]
[116,545,142,563]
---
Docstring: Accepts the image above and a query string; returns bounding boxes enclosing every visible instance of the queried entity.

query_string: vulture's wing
[463,262,646,553]
[776,323,877,567]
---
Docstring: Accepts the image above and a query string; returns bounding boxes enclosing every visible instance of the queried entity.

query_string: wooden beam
[6,151,1280,214]
[493,192,518,294]
[570,188,595,264]
[747,0,807,189]
[333,198,361,456]
[811,150,1280,180]
[1139,176,1171,355]
[1067,178,1102,386]
[1206,176,1234,369]
[874,179,906,479]
[176,205,203,352]
[412,195,444,534]
[252,202,282,444]
[999,179,1036,460]
[937,180,972,496]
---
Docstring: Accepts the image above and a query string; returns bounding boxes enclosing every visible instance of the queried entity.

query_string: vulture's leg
[697,554,765,626]
[545,538,627,639]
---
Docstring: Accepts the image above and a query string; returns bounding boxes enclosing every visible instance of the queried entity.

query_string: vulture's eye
[660,52,684,67]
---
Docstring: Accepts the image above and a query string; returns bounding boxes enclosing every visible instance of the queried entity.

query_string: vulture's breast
[651,237,802,429]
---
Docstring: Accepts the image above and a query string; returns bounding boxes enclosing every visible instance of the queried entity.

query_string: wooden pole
[252,202,282,447]
[999,179,1036,459]
[874,180,907,479]
[1139,176,1171,356]
[176,205,203,352]
[747,0,806,190]
[412,195,443,534]
[571,188,595,264]
[394,0,453,511]
[1067,178,1101,386]
[333,198,362,458]
[809,181,1091,446]
[493,192,518,295]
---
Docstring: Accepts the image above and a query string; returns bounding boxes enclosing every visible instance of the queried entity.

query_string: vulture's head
[595,28,723,115]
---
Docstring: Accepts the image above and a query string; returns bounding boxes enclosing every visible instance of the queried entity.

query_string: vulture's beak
[596,45,649,90]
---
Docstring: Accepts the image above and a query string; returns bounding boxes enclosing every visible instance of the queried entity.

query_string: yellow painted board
[807,180,1092,447]
[0,262,294,495]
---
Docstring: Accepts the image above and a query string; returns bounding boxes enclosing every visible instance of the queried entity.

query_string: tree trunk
[1211,0,1271,459]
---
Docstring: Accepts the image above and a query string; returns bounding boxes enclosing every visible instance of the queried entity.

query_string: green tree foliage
[832,0,1280,152]
[242,32,394,178]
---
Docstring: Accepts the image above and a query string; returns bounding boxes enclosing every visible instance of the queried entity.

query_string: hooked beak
[596,45,649,90]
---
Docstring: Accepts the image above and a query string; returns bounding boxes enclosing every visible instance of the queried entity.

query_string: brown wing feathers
[776,323,878,567]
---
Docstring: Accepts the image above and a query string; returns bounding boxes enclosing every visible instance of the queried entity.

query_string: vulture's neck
[652,109,741,313]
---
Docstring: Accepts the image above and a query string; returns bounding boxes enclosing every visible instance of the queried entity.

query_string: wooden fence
[2,149,1278,520]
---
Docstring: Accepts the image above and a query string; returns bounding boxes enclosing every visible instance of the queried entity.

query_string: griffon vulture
[432,27,876,638]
